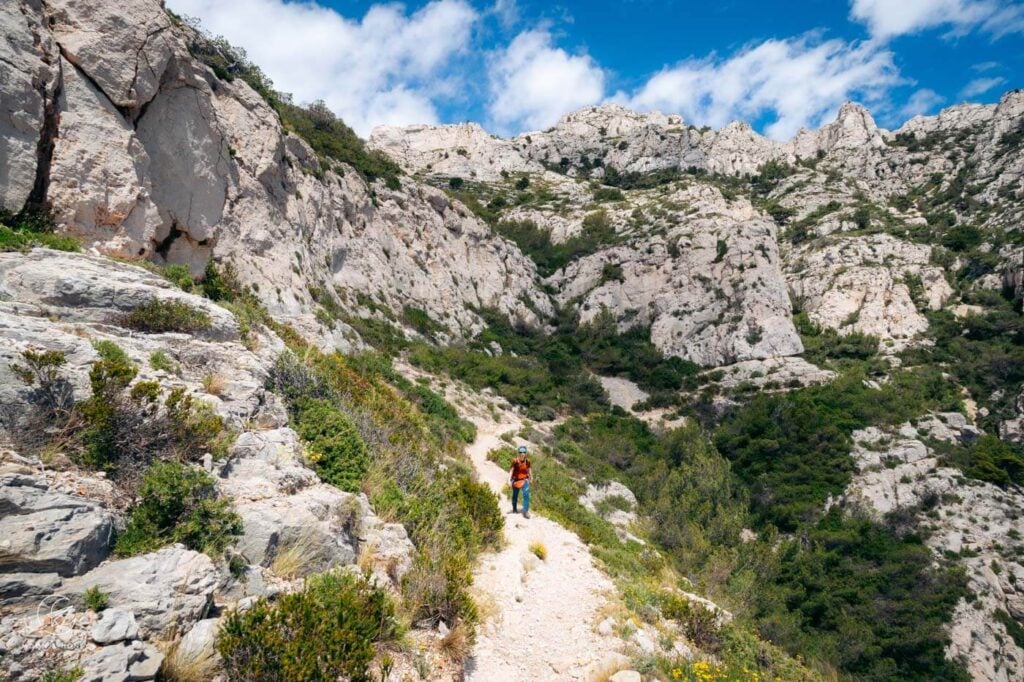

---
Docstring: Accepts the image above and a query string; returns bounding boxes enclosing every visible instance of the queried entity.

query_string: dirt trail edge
[464,416,629,681]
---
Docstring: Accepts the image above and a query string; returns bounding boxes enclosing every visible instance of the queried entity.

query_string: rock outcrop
[787,234,952,348]
[0,471,113,577]
[842,418,1024,682]
[1,0,551,348]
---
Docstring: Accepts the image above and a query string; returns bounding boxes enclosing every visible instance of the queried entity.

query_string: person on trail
[509,445,532,518]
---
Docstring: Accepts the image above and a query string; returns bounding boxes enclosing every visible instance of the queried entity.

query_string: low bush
[115,460,242,557]
[83,586,109,612]
[293,399,370,492]
[218,570,397,682]
[38,669,83,682]
[121,299,211,334]
[742,509,969,681]
[75,342,230,478]
[148,350,179,374]
[493,213,621,277]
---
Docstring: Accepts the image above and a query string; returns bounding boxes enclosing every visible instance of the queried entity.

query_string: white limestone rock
[47,58,163,257]
[0,472,113,577]
[43,0,178,109]
[89,608,139,644]
[61,547,220,638]
[786,234,952,349]
[0,0,56,212]
[219,429,360,571]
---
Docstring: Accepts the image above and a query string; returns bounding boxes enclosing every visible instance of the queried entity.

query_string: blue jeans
[511,481,530,513]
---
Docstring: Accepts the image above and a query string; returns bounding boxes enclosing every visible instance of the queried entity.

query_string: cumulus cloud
[167,0,478,135]
[621,35,902,140]
[849,0,1024,39]
[487,28,606,133]
[899,88,945,118]
[960,75,1008,97]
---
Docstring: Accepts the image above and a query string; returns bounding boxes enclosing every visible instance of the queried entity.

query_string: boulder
[0,250,239,341]
[90,608,139,644]
[0,473,113,576]
[173,617,220,666]
[79,640,163,682]
[61,547,219,637]
[220,429,360,571]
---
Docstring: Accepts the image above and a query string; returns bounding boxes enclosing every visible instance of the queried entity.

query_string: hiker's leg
[522,481,530,514]
[511,485,519,512]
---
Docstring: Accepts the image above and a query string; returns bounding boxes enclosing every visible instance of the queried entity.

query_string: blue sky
[168,0,1023,137]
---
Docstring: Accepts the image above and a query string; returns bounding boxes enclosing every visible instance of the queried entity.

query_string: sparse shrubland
[266,342,502,627]
[408,306,698,419]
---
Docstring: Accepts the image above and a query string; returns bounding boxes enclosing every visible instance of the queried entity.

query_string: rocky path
[463,417,628,681]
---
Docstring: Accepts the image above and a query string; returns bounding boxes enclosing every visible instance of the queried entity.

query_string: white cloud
[167,0,478,135]
[849,0,1024,39]
[899,88,945,118]
[487,28,605,133]
[490,0,520,29]
[621,35,902,140]
[960,75,1007,97]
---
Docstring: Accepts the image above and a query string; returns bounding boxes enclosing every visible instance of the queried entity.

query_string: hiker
[509,445,532,518]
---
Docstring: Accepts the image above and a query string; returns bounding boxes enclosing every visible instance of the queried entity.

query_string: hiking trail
[463,415,630,680]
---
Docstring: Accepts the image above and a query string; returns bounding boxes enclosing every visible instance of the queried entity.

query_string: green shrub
[75,343,229,473]
[11,348,72,412]
[795,312,880,368]
[115,460,241,557]
[294,399,370,492]
[494,213,621,277]
[600,262,624,283]
[78,341,139,468]
[995,609,1024,649]
[450,477,504,549]
[278,99,401,187]
[940,435,1024,488]
[593,186,624,202]
[83,586,109,612]
[218,570,396,682]
[39,668,83,682]
[121,299,212,333]
[162,264,196,290]
[0,209,80,252]
[402,306,444,337]
[148,350,179,374]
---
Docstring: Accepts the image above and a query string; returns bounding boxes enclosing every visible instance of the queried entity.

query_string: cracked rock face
[0,1,57,213]
[43,0,178,110]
